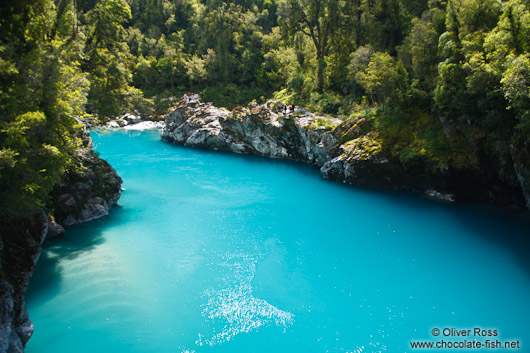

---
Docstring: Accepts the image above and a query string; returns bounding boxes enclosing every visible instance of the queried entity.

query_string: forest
[1,0,530,220]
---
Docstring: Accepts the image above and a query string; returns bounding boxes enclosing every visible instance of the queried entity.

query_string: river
[26,129,530,352]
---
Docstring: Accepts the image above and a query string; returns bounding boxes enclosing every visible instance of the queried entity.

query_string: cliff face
[512,147,530,210]
[434,114,529,208]
[50,152,123,228]
[0,212,47,353]
[0,134,122,353]
[162,96,339,166]
[162,95,529,210]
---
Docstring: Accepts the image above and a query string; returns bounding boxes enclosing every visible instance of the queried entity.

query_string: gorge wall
[0,134,122,353]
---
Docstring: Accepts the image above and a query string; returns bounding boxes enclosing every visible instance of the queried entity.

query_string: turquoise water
[26,129,530,352]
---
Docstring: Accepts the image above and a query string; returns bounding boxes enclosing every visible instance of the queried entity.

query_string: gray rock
[121,113,141,123]
[0,281,14,353]
[162,96,406,190]
[162,94,338,168]
[511,145,530,210]
[14,319,33,347]
[425,189,455,202]
[107,121,120,128]
[0,211,48,353]
[164,98,409,191]
[62,215,77,227]
[50,135,123,226]
[7,329,23,353]
[123,121,164,130]
[62,195,76,207]
[46,220,65,241]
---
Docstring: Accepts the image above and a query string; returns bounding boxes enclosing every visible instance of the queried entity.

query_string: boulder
[46,219,65,241]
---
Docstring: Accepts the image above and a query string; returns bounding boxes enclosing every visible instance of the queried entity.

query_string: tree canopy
[1,0,530,220]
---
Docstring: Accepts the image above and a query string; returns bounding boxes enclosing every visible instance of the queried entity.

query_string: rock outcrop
[162,95,530,210]
[162,95,341,166]
[50,135,123,227]
[0,211,47,353]
[0,133,122,352]
[105,114,164,130]
[161,95,450,197]
[511,145,530,210]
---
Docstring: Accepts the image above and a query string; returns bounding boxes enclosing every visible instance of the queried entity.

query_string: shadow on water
[367,185,530,279]
[448,203,530,278]
[356,182,530,279]
[26,205,128,306]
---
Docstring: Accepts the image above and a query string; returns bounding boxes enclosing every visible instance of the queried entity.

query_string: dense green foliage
[1,0,86,219]
[1,0,530,219]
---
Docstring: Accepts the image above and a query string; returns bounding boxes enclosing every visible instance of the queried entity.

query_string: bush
[310,92,341,114]
[315,117,339,130]
[399,149,423,170]
[201,84,270,109]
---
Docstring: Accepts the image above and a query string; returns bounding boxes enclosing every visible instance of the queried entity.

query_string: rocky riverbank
[162,95,530,210]
[104,113,164,131]
[0,133,122,353]
[49,134,123,229]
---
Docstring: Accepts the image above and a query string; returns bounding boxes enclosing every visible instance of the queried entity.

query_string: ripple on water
[197,252,294,346]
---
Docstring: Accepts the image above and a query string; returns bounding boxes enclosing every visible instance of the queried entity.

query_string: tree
[0,0,86,220]
[84,0,143,119]
[400,16,439,92]
[279,0,342,91]
[501,54,530,142]
[185,54,207,89]
[355,51,407,103]
[198,3,262,84]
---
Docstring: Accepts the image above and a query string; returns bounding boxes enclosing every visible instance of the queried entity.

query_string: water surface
[27,129,530,352]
